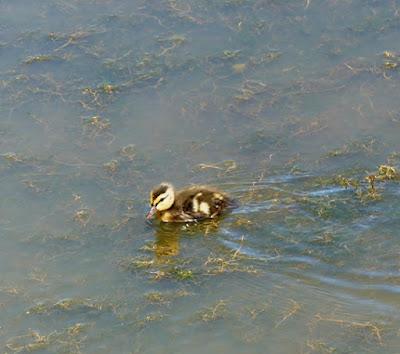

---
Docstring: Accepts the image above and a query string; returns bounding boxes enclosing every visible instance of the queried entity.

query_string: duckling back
[177,186,233,220]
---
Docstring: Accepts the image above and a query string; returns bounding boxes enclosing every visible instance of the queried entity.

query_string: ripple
[349,268,400,278]
[219,238,275,261]
[232,201,286,214]
[306,273,400,295]
[299,186,348,197]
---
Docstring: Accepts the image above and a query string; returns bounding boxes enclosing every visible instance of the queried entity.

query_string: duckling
[146,182,235,222]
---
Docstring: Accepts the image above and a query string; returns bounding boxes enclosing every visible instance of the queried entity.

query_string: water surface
[1,0,400,353]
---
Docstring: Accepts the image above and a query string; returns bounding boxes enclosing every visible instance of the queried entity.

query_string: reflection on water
[154,218,225,258]
[1,0,400,353]
[154,223,181,258]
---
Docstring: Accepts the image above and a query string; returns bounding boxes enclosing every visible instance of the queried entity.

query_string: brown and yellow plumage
[146,182,235,222]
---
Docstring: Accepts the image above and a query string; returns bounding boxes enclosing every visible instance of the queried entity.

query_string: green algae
[26,298,109,315]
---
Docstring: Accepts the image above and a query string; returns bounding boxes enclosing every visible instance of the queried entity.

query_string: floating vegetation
[312,314,384,346]
[103,159,119,174]
[137,312,166,329]
[6,323,93,353]
[84,116,111,131]
[73,208,94,226]
[118,144,136,160]
[204,238,259,276]
[148,267,195,281]
[26,298,107,315]
[81,116,115,144]
[251,51,282,65]
[363,164,398,199]
[383,61,398,70]
[168,267,194,280]
[166,0,205,24]
[232,63,247,74]
[1,152,24,164]
[23,55,64,65]
[221,50,241,60]
[194,159,237,175]
[382,50,400,71]
[334,175,360,189]
[144,289,191,304]
[275,299,302,328]
[6,329,50,352]
[120,235,258,280]
[50,30,97,51]
[364,174,381,200]
[325,137,381,158]
[310,232,334,245]
[119,257,155,271]
[144,292,169,304]
[156,34,186,55]
[101,83,119,94]
[22,179,47,194]
[196,300,228,322]
[376,164,398,180]
[0,286,20,296]
[204,254,259,275]
[81,86,118,109]
[331,163,399,202]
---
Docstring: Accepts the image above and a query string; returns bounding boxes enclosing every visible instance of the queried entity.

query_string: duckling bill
[146,182,234,222]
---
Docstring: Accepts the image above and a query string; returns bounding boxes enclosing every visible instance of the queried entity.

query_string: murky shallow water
[1,0,400,353]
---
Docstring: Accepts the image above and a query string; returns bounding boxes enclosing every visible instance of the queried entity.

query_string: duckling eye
[156,197,166,205]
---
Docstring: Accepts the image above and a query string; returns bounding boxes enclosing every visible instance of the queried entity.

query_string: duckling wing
[180,188,231,219]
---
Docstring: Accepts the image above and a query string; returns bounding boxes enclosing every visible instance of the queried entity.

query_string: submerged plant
[333,163,399,201]
[169,267,194,280]
[196,300,228,322]
[377,164,398,180]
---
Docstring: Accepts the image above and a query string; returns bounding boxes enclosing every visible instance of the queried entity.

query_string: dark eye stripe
[156,196,166,206]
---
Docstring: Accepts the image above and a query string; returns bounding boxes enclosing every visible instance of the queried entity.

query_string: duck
[146,182,235,222]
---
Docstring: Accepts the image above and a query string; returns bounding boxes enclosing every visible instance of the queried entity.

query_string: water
[1,0,400,352]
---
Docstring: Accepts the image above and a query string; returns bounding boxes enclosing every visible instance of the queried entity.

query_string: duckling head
[146,182,175,220]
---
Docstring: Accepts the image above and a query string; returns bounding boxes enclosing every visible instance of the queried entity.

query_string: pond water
[1,0,400,353]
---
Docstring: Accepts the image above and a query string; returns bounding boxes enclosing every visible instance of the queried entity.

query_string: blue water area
[1,1,400,353]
